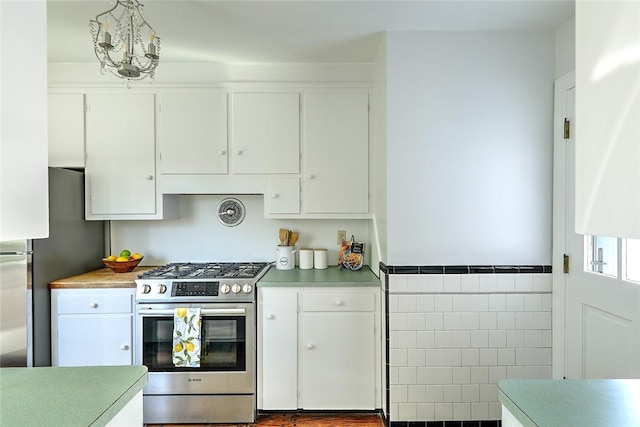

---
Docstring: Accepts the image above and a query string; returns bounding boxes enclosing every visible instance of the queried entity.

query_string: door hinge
[563,118,570,139]
[297,388,301,397]
[563,254,570,274]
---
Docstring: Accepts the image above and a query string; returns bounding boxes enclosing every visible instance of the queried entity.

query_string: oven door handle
[137,308,246,316]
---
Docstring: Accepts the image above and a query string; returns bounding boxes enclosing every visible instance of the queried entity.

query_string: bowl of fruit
[103,249,144,273]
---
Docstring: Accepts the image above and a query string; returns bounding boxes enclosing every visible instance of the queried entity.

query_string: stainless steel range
[134,262,270,424]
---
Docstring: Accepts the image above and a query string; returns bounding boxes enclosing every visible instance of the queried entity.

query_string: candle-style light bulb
[146,30,158,59]
[100,19,112,49]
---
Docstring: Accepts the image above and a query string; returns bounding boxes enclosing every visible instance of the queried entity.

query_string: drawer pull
[335,300,345,306]
[306,344,315,350]
[120,344,129,351]
[90,302,99,309]
[265,314,274,320]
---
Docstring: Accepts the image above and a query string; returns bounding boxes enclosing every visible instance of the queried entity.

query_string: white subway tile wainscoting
[382,264,552,426]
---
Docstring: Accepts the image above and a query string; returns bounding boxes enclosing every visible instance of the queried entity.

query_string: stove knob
[220,284,231,294]
[158,284,167,294]
[231,283,241,294]
[142,284,151,294]
[242,284,253,294]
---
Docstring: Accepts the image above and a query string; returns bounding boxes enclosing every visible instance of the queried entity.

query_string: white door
[158,92,228,174]
[231,93,300,174]
[554,73,640,379]
[258,288,298,410]
[85,93,157,216]
[303,93,369,214]
[57,314,132,366]
[301,312,375,409]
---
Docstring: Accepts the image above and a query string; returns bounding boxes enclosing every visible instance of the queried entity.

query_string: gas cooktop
[138,262,270,280]
[135,262,271,302]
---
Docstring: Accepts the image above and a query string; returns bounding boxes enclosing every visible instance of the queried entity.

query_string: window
[585,236,640,284]
[586,235,618,277]
[624,238,640,283]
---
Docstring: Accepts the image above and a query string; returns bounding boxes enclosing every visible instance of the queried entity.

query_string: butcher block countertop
[49,266,156,289]
[0,365,147,426]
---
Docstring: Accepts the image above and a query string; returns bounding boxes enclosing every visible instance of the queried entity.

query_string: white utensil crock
[275,245,296,270]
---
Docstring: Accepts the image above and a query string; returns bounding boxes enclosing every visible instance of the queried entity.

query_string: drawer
[302,292,375,312]
[55,290,133,314]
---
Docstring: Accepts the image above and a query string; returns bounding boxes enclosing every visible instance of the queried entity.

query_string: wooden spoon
[289,231,299,246]
[279,228,289,245]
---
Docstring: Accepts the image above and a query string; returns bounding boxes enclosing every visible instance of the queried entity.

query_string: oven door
[135,302,255,395]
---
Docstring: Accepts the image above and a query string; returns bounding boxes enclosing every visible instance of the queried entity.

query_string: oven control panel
[135,279,256,302]
[173,281,219,297]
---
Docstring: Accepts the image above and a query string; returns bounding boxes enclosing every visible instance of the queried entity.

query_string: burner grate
[138,262,269,280]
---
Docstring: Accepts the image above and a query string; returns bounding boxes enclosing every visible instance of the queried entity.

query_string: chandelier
[89,0,160,84]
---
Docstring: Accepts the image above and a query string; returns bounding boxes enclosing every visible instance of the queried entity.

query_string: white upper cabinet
[158,92,228,175]
[231,93,300,174]
[85,93,169,220]
[0,0,49,240]
[48,93,85,168]
[576,1,640,239]
[303,93,369,214]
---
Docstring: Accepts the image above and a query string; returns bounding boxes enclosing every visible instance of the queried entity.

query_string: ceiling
[47,0,575,64]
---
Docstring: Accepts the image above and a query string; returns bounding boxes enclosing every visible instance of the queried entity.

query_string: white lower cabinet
[51,288,134,366]
[501,405,526,427]
[258,287,379,410]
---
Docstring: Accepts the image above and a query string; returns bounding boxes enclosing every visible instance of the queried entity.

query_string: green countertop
[498,379,640,427]
[0,365,148,426]
[258,265,380,287]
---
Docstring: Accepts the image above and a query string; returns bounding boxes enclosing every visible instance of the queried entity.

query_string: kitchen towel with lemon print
[173,308,201,367]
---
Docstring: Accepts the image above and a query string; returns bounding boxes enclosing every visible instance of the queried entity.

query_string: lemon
[115,256,129,262]
[131,252,143,260]
[119,249,131,258]
[106,255,117,262]
[185,342,195,352]
[176,308,188,318]
[174,342,183,353]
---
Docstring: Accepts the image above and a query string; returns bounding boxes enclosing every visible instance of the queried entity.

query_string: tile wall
[383,265,552,425]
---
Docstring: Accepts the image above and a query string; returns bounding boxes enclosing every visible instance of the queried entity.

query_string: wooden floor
[145,412,384,427]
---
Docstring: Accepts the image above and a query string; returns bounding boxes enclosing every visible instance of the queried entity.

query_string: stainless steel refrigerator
[0,168,106,367]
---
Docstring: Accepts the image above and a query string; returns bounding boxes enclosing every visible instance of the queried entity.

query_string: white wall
[370,34,388,270]
[110,195,371,266]
[385,31,555,266]
[555,17,576,78]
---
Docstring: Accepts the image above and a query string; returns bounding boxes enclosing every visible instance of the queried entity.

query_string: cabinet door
[301,312,375,409]
[0,0,49,240]
[232,93,300,174]
[158,92,228,174]
[266,177,300,214]
[258,288,298,410]
[56,314,132,366]
[85,93,158,217]
[48,93,85,168]
[303,93,369,214]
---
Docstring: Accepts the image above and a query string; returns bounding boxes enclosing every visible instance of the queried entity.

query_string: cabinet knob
[271,193,279,199]
[218,150,227,155]
[307,174,315,179]
[120,344,129,351]
[265,314,274,320]
[306,344,315,350]
[235,150,243,155]
[146,175,153,180]
[335,300,345,306]
[89,302,98,308]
